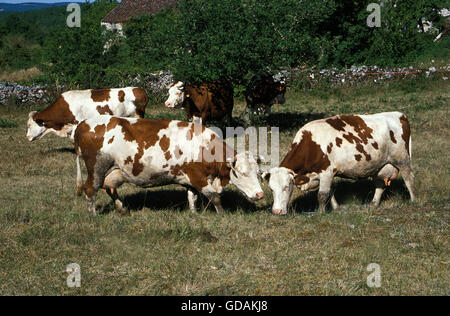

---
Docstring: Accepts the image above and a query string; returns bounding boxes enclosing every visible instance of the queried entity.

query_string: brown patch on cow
[390,130,397,144]
[341,115,374,144]
[165,151,172,161]
[132,88,148,118]
[333,168,337,173]
[335,137,343,147]
[280,130,331,175]
[177,121,190,128]
[118,90,125,103]
[399,115,411,155]
[326,117,347,132]
[174,146,184,159]
[108,136,115,144]
[124,156,133,165]
[91,89,111,102]
[33,95,76,131]
[159,135,170,152]
[327,142,333,154]
[96,105,113,115]
[354,154,362,161]
[372,142,379,149]
[162,164,168,169]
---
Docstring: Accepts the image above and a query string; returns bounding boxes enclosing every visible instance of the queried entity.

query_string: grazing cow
[241,73,286,122]
[26,87,148,141]
[263,112,415,215]
[74,116,264,216]
[164,79,234,124]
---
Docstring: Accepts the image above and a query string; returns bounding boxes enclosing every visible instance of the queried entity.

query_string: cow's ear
[294,175,309,186]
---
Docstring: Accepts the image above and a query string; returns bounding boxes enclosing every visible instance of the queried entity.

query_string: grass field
[0,75,448,295]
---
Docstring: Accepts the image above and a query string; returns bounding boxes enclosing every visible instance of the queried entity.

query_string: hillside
[0,2,81,14]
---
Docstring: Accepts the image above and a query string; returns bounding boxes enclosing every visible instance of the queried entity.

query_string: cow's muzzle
[251,192,264,201]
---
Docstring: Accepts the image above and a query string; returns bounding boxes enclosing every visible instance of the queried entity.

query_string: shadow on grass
[291,178,412,214]
[99,187,258,214]
[41,147,75,154]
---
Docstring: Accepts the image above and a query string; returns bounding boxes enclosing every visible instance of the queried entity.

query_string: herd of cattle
[25,77,415,216]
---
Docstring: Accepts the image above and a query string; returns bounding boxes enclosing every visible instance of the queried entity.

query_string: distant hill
[0,2,82,14]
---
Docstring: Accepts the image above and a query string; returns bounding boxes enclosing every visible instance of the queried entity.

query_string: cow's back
[285,112,411,178]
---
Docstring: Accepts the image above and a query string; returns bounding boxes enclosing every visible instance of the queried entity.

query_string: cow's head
[227,152,264,201]
[26,111,47,142]
[262,167,295,215]
[165,81,185,108]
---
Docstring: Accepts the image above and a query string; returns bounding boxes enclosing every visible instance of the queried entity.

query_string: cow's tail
[76,148,84,197]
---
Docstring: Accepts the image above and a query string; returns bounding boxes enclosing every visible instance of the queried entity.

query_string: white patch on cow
[165,82,185,108]
[26,111,47,141]
[263,167,294,215]
[229,152,264,201]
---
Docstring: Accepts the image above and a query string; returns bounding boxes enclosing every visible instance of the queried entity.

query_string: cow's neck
[35,96,76,130]
[280,131,331,175]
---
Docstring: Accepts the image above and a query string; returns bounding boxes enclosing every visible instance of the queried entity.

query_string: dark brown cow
[164,80,234,124]
[241,73,286,122]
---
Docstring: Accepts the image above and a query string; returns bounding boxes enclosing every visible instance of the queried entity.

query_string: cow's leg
[84,177,98,217]
[187,189,198,213]
[400,165,416,202]
[103,169,128,215]
[105,188,128,215]
[330,194,340,210]
[371,179,386,207]
[317,173,334,213]
[76,154,84,196]
[203,192,224,214]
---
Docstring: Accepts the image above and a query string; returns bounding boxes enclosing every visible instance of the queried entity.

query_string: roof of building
[101,0,176,24]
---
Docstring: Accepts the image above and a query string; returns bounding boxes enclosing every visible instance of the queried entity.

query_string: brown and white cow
[242,73,286,121]
[263,112,415,215]
[26,87,148,142]
[164,80,234,124]
[74,116,264,216]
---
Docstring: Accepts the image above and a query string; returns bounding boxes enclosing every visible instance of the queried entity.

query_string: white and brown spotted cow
[263,112,415,215]
[26,87,148,142]
[74,116,264,216]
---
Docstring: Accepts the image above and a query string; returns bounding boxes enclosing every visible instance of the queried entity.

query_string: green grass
[0,118,17,128]
[0,76,449,295]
